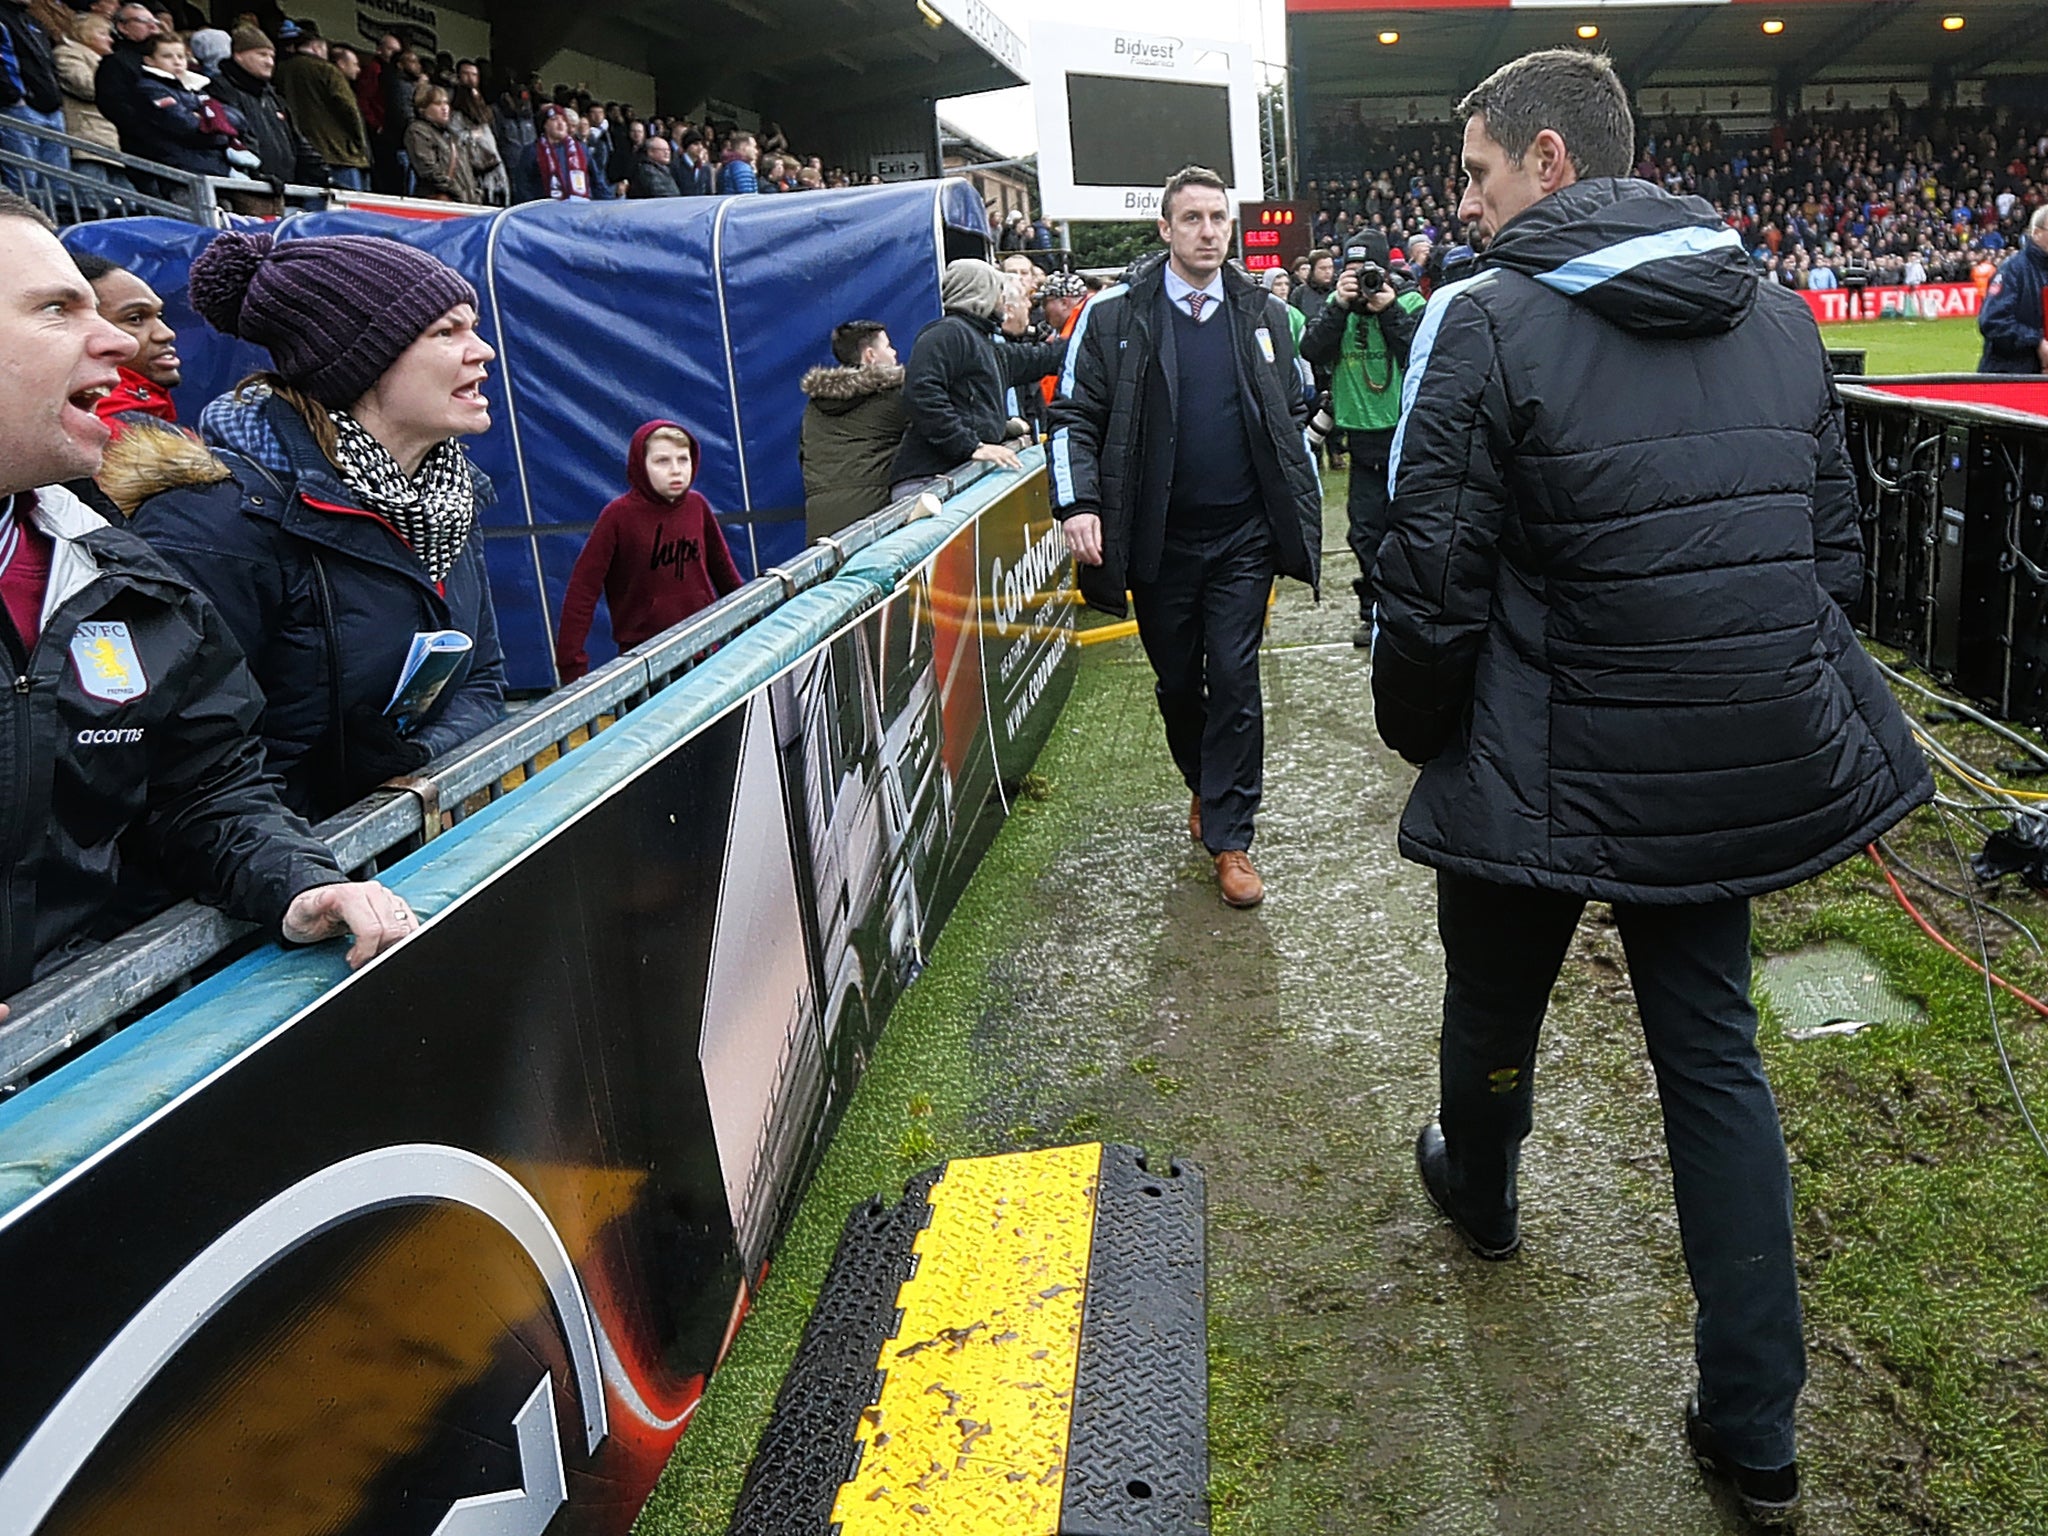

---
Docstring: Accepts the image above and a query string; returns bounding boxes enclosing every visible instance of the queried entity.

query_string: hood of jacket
[801,362,904,412]
[625,419,702,503]
[97,418,230,514]
[1480,177,1756,338]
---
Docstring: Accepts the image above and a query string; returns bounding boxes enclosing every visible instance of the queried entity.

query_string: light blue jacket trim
[1057,282,1126,401]
[1386,278,1470,497]
[1051,428,1075,508]
[1533,223,1743,297]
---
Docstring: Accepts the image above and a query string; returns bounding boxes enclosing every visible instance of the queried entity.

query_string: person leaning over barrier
[125,230,505,822]
[0,191,417,1014]
[1374,50,1931,1527]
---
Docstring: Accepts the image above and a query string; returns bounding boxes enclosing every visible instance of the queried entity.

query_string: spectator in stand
[128,231,506,819]
[0,191,418,1000]
[0,0,71,191]
[583,99,613,186]
[373,42,420,191]
[1036,271,1091,407]
[185,24,226,77]
[122,31,237,177]
[89,1,154,159]
[554,422,743,682]
[1977,206,2048,374]
[888,258,1065,498]
[675,131,713,195]
[347,33,389,172]
[450,64,503,205]
[404,82,485,203]
[208,26,323,188]
[54,9,128,189]
[274,18,367,189]
[717,129,757,194]
[800,319,906,540]
[516,102,601,202]
[630,132,680,198]
[1261,268,1305,344]
[71,250,180,440]
[492,68,533,177]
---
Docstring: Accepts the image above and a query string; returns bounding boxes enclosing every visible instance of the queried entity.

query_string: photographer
[1299,232,1425,646]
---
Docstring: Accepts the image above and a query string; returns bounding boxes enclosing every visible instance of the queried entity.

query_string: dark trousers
[1345,427,1395,604]
[1129,516,1275,854]
[1435,871,1805,1469]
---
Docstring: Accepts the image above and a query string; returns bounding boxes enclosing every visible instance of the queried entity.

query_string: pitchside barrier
[0,456,1077,1536]
[1842,378,2048,723]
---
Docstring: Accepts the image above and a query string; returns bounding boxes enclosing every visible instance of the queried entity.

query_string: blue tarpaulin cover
[64,181,988,687]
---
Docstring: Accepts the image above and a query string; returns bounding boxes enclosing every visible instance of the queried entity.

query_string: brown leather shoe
[1188,793,1203,845]
[1214,850,1264,908]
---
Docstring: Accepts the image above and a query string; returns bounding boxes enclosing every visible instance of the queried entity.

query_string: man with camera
[1299,232,1426,647]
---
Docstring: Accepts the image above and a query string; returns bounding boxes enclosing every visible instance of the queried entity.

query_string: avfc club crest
[70,620,149,704]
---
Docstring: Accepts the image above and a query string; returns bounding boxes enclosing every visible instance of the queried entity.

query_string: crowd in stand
[0,0,879,207]
[1302,103,2048,294]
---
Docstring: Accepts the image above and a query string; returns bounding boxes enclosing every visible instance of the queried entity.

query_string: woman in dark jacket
[127,230,505,821]
[887,258,1065,494]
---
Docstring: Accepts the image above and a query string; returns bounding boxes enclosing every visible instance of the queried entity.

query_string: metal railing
[0,115,329,226]
[0,471,993,1089]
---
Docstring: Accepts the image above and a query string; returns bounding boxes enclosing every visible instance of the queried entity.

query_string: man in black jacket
[207,27,324,187]
[629,132,681,198]
[91,1,157,148]
[0,192,416,1011]
[1377,51,1930,1527]
[1049,165,1321,909]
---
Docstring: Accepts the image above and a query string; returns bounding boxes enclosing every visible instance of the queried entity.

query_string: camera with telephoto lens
[1305,391,1336,451]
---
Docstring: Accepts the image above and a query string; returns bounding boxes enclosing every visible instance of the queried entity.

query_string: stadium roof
[496,0,1025,122]
[1287,0,2048,110]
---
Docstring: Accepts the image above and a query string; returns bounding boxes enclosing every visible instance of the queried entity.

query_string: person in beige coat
[53,10,129,188]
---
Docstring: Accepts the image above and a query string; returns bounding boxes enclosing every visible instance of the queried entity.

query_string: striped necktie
[0,496,19,583]
[1186,291,1207,321]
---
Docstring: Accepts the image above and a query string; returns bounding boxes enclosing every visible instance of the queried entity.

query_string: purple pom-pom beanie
[187,230,479,408]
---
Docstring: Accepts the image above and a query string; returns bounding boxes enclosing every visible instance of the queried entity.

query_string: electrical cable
[1912,728,2048,808]
[1866,844,2048,1017]
[1929,809,2048,1167]
[1874,835,2044,954]
[1878,656,2048,772]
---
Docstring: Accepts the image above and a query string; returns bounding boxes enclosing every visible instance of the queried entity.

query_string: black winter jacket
[207,59,323,184]
[888,310,1065,485]
[0,485,344,996]
[1047,253,1322,617]
[126,391,506,821]
[1374,178,1930,903]
[0,0,59,114]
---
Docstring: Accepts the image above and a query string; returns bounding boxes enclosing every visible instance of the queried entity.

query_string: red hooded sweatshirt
[555,421,745,682]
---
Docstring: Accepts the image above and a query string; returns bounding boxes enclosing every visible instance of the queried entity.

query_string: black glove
[341,705,431,797]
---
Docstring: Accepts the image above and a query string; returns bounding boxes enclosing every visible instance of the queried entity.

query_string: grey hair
[1457,48,1635,181]
[2031,205,2048,236]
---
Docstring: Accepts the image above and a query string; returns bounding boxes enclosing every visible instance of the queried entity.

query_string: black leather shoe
[1686,1392,1801,1528]
[1414,1120,1519,1260]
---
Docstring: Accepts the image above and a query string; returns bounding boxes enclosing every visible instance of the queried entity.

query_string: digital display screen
[1244,230,1282,248]
[1066,74,1235,188]
[1245,254,1281,270]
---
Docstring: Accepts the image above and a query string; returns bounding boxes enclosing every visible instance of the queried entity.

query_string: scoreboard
[1238,201,1312,274]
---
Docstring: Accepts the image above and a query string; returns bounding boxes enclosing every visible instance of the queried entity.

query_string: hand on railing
[281,881,420,969]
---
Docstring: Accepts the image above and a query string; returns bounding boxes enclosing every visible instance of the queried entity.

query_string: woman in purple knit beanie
[120,230,508,820]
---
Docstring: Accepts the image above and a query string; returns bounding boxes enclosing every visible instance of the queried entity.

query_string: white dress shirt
[1162,263,1225,322]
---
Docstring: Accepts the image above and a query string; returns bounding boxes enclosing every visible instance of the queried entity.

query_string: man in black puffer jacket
[206,28,324,187]
[1378,51,1930,1529]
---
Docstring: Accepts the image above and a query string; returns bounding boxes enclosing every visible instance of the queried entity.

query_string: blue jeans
[1433,871,1805,1469]
[0,104,71,193]
[328,165,367,190]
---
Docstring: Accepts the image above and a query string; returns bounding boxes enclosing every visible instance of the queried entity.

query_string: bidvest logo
[1112,33,1180,68]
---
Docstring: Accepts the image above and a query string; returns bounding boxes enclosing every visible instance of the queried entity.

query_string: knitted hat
[188,231,478,408]
[1041,270,1088,299]
[229,25,272,55]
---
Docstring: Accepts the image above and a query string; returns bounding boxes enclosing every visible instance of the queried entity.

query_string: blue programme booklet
[386,629,472,731]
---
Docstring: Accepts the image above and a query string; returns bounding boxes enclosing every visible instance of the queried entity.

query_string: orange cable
[1866,845,2048,1021]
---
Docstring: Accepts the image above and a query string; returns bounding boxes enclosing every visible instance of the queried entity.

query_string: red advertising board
[1798,282,1981,324]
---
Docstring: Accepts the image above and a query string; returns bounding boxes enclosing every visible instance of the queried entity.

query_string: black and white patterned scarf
[327,410,478,583]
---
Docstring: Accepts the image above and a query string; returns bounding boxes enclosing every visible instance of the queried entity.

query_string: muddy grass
[635,478,2048,1536]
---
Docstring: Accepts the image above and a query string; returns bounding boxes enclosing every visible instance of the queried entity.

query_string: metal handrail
[0,473,989,1089]
[0,115,331,226]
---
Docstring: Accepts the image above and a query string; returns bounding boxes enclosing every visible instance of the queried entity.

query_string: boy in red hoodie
[555,421,746,682]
